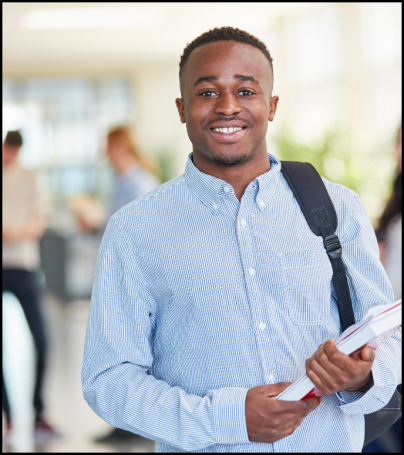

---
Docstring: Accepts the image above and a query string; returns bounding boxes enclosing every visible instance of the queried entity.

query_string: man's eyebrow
[193,76,218,87]
[192,74,260,88]
[234,74,260,85]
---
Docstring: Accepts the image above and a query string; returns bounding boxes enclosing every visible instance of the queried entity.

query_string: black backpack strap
[281,161,356,331]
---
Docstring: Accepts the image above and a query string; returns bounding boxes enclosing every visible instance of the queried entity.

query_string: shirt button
[268,374,275,383]
[258,322,266,330]
[240,219,246,226]
[213,203,218,210]
[258,200,265,208]
[248,268,256,276]
[224,187,230,193]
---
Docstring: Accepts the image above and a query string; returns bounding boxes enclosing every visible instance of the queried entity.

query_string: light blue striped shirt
[82,154,401,452]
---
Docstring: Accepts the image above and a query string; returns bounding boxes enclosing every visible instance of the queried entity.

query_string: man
[82,27,401,452]
[3,130,59,440]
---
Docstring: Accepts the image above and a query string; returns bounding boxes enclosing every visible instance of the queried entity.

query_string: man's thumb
[361,346,375,362]
[262,382,292,398]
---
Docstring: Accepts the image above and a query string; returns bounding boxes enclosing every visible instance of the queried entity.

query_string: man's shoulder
[322,178,359,206]
[321,178,366,240]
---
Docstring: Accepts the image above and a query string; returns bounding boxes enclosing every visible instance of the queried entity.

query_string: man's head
[2,130,23,167]
[176,27,278,168]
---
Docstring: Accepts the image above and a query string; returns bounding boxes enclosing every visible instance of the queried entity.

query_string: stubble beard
[211,150,249,167]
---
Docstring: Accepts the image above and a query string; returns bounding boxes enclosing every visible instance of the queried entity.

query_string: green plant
[272,126,397,223]
[154,147,180,184]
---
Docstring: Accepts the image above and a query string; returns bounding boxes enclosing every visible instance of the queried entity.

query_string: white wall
[131,62,191,176]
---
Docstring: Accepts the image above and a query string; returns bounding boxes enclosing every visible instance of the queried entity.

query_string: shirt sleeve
[81,217,250,451]
[334,191,402,415]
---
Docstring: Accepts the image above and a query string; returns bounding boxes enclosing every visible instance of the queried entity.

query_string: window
[2,77,133,205]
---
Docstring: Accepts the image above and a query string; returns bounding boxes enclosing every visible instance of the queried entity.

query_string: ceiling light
[21,6,163,30]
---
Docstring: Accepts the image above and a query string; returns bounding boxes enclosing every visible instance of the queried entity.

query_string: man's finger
[301,396,322,415]
[276,396,322,416]
[259,382,293,397]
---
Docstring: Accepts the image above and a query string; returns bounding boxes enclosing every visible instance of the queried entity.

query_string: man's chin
[211,151,249,167]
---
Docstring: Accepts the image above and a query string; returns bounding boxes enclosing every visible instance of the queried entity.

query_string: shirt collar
[184,153,282,213]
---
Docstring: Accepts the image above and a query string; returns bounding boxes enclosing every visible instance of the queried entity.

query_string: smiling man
[82,27,401,452]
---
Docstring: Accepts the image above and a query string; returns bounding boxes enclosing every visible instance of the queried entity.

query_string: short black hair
[179,26,274,83]
[4,130,23,147]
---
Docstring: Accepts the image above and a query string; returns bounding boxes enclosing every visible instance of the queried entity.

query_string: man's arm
[82,218,249,450]
[306,190,401,414]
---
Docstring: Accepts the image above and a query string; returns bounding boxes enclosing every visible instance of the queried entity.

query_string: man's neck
[192,150,270,201]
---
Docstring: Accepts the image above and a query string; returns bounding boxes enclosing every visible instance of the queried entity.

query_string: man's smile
[208,120,249,142]
[208,126,248,142]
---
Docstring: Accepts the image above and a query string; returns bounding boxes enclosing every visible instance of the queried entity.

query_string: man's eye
[239,90,254,96]
[200,91,216,97]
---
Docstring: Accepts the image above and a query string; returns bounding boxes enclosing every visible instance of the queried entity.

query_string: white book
[276,299,402,402]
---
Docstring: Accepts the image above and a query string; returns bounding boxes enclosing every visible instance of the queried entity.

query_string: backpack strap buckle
[324,234,342,259]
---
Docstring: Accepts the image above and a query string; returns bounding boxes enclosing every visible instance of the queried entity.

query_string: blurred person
[82,27,401,452]
[77,126,160,236]
[106,126,160,220]
[77,126,160,446]
[376,124,402,300]
[2,130,60,441]
[362,125,402,454]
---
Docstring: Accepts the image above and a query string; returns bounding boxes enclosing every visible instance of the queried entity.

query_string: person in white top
[366,124,402,453]
[2,130,59,440]
[376,125,402,301]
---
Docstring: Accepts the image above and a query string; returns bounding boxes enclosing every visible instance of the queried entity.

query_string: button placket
[236,194,270,386]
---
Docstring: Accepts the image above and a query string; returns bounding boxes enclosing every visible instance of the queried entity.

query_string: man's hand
[305,340,375,394]
[245,382,322,443]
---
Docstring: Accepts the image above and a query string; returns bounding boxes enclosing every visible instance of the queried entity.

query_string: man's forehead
[184,40,270,83]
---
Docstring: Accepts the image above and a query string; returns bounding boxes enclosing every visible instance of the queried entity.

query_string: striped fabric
[82,153,402,453]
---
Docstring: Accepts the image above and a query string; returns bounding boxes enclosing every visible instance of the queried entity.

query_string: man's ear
[175,98,186,124]
[268,96,279,122]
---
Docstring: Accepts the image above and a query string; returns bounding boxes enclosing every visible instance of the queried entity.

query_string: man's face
[176,40,278,167]
[2,144,20,167]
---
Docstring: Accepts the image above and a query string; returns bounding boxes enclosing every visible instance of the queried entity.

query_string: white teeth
[213,127,243,133]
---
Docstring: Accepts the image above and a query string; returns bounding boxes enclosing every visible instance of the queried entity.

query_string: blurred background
[2,2,402,453]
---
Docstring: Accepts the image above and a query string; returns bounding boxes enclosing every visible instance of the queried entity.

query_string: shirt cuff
[335,357,397,415]
[336,390,365,404]
[208,387,250,445]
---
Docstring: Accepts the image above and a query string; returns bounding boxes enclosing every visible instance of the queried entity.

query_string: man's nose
[214,92,241,116]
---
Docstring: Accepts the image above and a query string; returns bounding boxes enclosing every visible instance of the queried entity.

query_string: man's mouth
[209,126,248,141]
[212,127,245,133]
